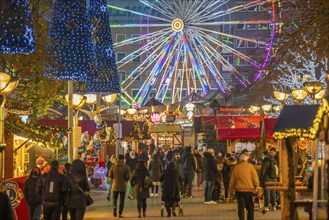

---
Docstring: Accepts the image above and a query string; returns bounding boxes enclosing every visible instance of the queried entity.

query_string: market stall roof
[149,124,182,134]
[143,97,164,107]
[273,103,327,140]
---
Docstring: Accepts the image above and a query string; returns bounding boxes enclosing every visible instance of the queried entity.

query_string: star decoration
[106,46,114,58]
[100,5,107,13]
[24,26,34,45]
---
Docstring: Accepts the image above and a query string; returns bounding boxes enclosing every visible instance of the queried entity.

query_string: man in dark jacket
[202,149,218,204]
[110,154,131,218]
[126,151,138,200]
[259,151,277,211]
[0,191,14,220]
[194,148,203,190]
[182,146,197,198]
[37,160,65,220]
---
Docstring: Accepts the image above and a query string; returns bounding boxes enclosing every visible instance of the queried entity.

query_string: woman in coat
[149,154,162,197]
[65,159,91,220]
[130,161,152,218]
[160,161,182,217]
[24,167,42,220]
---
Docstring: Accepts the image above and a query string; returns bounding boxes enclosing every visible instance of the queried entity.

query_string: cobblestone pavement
[84,188,309,220]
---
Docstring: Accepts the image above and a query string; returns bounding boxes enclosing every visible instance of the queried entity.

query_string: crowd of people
[2,143,313,220]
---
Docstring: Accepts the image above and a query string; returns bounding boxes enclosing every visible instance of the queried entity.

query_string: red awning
[218,128,260,140]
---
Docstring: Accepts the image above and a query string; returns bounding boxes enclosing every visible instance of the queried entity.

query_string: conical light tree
[0,0,36,54]
[45,0,98,81]
[82,0,121,94]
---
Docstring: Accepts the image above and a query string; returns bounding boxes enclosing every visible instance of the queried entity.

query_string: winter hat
[36,156,45,165]
[240,153,249,162]
[50,160,59,169]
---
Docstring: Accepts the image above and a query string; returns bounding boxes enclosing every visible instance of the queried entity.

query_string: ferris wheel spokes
[116,29,171,68]
[194,32,250,88]
[192,28,262,68]
[135,34,178,105]
[107,4,172,23]
[139,0,174,20]
[196,0,262,23]
[190,20,271,27]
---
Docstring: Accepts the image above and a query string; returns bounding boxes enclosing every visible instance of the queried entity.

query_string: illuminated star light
[24,26,34,45]
[106,46,114,57]
[100,5,107,12]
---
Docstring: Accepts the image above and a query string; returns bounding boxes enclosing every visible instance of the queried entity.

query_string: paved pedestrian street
[85,189,309,220]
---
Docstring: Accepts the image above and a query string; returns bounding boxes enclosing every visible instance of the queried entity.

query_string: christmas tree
[84,0,121,94]
[0,0,36,54]
[131,121,143,140]
[265,47,328,107]
[45,0,98,82]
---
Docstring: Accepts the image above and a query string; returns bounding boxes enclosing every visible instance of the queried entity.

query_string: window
[236,24,246,30]
[132,89,139,98]
[164,90,172,100]
[236,58,246,66]
[116,34,126,43]
[236,2,246,11]
[132,55,141,63]
[247,6,257,12]
[258,24,268,30]
[258,39,267,48]
[247,41,257,48]
[247,24,257,30]
[116,52,126,62]
[237,40,246,48]
[181,89,187,98]
[119,71,127,81]
[131,34,141,45]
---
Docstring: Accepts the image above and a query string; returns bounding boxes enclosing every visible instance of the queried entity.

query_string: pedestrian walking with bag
[109,154,131,218]
[37,160,66,220]
[24,167,42,220]
[149,154,162,197]
[160,161,182,217]
[64,159,91,220]
[130,161,152,218]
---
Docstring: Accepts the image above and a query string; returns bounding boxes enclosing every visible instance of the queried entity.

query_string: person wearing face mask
[24,167,42,220]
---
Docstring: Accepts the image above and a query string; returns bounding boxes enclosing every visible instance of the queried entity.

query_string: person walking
[160,161,182,217]
[229,153,260,220]
[202,148,218,204]
[222,154,237,202]
[126,151,138,200]
[259,151,278,211]
[0,191,14,220]
[106,155,117,201]
[149,154,162,197]
[194,148,203,190]
[130,161,152,218]
[61,163,71,220]
[109,154,131,218]
[24,167,42,220]
[37,160,65,220]
[64,159,90,220]
[182,146,197,198]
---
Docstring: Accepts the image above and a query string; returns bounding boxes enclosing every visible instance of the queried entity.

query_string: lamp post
[209,99,219,128]
[0,72,18,181]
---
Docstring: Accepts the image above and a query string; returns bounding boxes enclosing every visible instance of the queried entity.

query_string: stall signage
[218,106,244,113]
[8,109,32,115]
[0,181,24,208]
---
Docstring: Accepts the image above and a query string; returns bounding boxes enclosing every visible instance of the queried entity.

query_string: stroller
[161,201,183,217]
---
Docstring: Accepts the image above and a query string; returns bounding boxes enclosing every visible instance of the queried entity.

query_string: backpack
[43,173,62,203]
[268,160,278,179]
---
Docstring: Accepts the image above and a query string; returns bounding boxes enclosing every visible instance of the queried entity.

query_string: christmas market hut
[271,101,329,220]
[149,124,183,149]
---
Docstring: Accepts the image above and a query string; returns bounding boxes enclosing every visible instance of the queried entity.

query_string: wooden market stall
[272,103,329,220]
[149,124,183,149]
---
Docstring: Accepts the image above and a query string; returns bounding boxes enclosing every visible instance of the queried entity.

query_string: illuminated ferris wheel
[108,0,280,106]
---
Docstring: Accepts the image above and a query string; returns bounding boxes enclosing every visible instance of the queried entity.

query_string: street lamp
[303,81,323,99]
[291,89,308,104]
[209,99,219,127]
[127,106,137,115]
[0,72,18,181]
[273,91,289,104]
[261,104,272,113]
